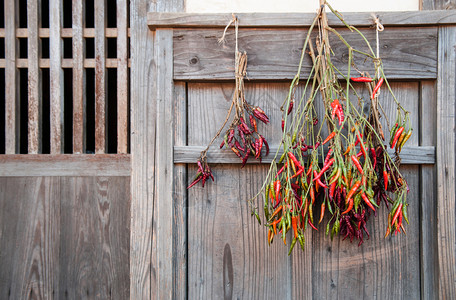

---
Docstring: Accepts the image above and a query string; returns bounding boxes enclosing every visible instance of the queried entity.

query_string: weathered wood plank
[49,0,64,153]
[130,0,155,297]
[437,25,456,299]
[0,154,131,176]
[5,0,17,154]
[421,0,456,10]
[173,27,437,80]
[95,0,106,153]
[173,82,187,300]
[59,177,130,299]
[310,82,421,299]
[117,0,128,154]
[27,0,42,154]
[149,11,456,29]
[0,177,60,299]
[186,82,299,299]
[173,145,435,164]
[187,164,291,299]
[73,0,86,154]
[154,29,175,300]
[420,80,438,300]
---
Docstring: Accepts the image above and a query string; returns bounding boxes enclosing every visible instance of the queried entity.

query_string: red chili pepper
[371,78,384,99]
[351,76,373,82]
[346,180,361,204]
[287,100,294,115]
[391,126,405,149]
[310,186,315,204]
[281,118,285,132]
[342,198,354,214]
[288,152,302,169]
[260,135,269,156]
[308,218,318,231]
[391,203,403,226]
[329,181,337,199]
[322,131,336,145]
[277,163,287,177]
[187,173,203,189]
[314,158,335,181]
[291,166,304,179]
[371,148,377,168]
[256,137,263,159]
[383,170,388,191]
[274,180,281,206]
[220,140,225,149]
[336,106,344,125]
[271,217,281,235]
[314,170,328,189]
[324,148,333,166]
[351,155,364,175]
[271,205,283,219]
[249,115,257,132]
[361,193,376,211]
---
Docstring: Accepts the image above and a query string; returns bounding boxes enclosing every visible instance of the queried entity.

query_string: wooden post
[95,0,106,153]
[72,0,86,154]
[5,0,17,154]
[49,0,64,154]
[27,0,42,154]
[117,0,128,154]
[436,25,456,299]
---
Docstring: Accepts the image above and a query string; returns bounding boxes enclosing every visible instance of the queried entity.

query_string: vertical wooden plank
[49,0,64,153]
[437,25,456,299]
[59,177,130,299]
[0,177,60,299]
[73,0,86,154]
[310,83,420,299]
[5,0,17,154]
[187,83,290,299]
[173,81,187,300]
[117,0,128,154]
[94,3,107,151]
[130,0,184,298]
[130,0,155,297]
[95,0,106,153]
[154,29,174,299]
[27,0,42,154]
[420,81,438,300]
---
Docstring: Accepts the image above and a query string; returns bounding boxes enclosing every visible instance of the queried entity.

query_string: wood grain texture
[2,58,132,69]
[174,145,435,165]
[173,82,187,300]
[173,27,437,81]
[95,0,106,153]
[0,177,60,299]
[186,83,300,299]
[310,82,421,299]
[420,80,438,300]
[437,26,456,299]
[117,0,128,154]
[149,11,456,29]
[27,0,42,154]
[59,176,130,299]
[0,154,131,176]
[0,27,128,39]
[421,0,456,10]
[154,29,175,299]
[130,0,184,298]
[73,0,86,154]
[50,0,64,153]
[5,0,17,154]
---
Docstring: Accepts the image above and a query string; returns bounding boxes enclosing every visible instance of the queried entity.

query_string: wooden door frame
[135,9,456,299]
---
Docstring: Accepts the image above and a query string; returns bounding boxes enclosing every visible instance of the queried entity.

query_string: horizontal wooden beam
[174,146,435,165]
[0,28,131,38]
[0,58,132,68]
[173,27,437,80]
[148,11,456,29]
[0,154,131,176]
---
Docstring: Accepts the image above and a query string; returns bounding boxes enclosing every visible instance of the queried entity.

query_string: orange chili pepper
[383,170,388,191]
[342,198,353,215]
[346,180,361,204]
[322,131,336,145]
[351,155,364,175]
[271,205,283,219]
[361,193,376,211]
[291,216,298,238]
[319,203,325,224]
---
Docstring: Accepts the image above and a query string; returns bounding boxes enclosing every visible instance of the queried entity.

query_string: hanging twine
[371,13,384,60]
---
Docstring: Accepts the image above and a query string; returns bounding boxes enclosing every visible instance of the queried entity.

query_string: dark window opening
[86,38,94,58]
[19,38,27,59]
[18,0,27,28]
[85,0,94,28]
[86,68,95,153]
[107,1,116,28]
[107,38,116,58]
[41,38,49,58]
[107,68,117,153]
[41,0,49,28]
[41,68,50,154]
[0,38,5,59]
[63,68,73,153]
[62,0,72,28]
[0,68,5,154]
[63,38,72,59]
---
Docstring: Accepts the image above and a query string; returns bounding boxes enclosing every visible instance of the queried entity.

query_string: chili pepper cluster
[188,51,270,188]
[254,3,412,253]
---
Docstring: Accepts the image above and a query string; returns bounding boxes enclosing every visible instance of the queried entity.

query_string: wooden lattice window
[0,0,130,155]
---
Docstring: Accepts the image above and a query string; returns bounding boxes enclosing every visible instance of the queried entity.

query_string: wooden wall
[0,176,130,299]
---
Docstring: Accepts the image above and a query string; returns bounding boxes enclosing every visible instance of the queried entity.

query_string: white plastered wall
[186,0,419,13]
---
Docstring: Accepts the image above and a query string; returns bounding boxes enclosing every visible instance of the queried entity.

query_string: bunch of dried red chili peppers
[251,2,412,253]
[188,17,270,189]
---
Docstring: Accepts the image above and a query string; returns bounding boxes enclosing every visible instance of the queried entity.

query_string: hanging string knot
[218,13,238,45]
